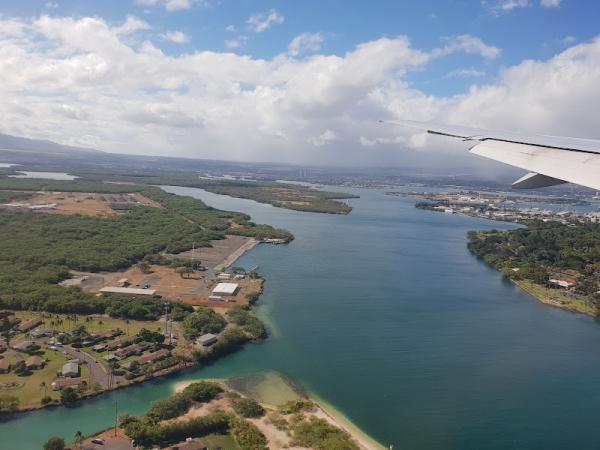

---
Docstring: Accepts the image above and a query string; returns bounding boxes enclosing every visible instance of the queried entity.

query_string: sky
[0,0,599,170]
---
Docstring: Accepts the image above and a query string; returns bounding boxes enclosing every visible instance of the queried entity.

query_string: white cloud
[541,0,561,7]
[45,2,59,9]
[0,14,598,169]
[445,68,486,78]
[225,36,247,48]
[161,30,189,44]
[561,35,576,45]
[134,0,196,12]
[483,0,529,15]
[360,135,405,146]
[164,0,191,11]
[308,129,342,146]
[113,16,150,35]
[225,25,236,33]
[247,9,284,33]
[436,35,501,60]
[288,33,324,56]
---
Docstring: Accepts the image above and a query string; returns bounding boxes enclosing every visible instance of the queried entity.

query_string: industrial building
[212,283,239,296]
[99,286,157,296]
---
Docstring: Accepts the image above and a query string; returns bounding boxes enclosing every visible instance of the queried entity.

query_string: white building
[197,333,218,347]
[212,283,239,296]
[100,287,157,296]
[61,362,79,377]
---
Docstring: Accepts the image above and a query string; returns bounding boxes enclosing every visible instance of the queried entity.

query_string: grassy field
[14,311,163,336]
[0,348,74,408]
[514,280,597,316]
[202,434,241,449]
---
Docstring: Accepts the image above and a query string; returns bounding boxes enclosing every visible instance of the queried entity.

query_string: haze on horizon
[0,0,599,171]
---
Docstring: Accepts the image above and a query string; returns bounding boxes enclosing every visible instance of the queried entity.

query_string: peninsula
[0,178,291,413]
[467,222,600,317]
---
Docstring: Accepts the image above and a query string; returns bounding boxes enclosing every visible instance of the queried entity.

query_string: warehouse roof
[100,287,157,296]
[212,283,239,296]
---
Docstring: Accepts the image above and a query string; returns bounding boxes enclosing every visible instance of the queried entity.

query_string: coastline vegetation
[63,171,357,214]
[0,176,276,415]
[467,221,600,315]
[0,181,291,317]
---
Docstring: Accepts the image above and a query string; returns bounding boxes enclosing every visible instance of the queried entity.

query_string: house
[549,277,578,288]
[0,358,10,374]
[106,336,136,351]
[137,349,169,365]
[61,362,79,377]
[212,283,239,297]
[92,343,107,352]
[26,355,45,370]
[114,343,148,360]
[168,439,207,450]
[217,272,232,280]
[12,340,34,352]
[104,354,118,362]
[120,361,136,371]
[197,333,217,347]
[51,378,83,391]
[30,329,51,339]
[17,318,43,333]
[89,328,122,343]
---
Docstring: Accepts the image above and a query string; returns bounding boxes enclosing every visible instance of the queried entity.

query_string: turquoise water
[3,186,600,450]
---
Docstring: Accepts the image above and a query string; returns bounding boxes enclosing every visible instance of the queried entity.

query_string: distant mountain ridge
[0,133,102,155]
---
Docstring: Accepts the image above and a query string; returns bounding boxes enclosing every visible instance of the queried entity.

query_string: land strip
[0,179,285,413]
[467,223,600,317]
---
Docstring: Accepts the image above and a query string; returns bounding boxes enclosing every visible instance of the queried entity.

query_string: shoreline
[0,236,265,417]
[214,236,259,272]
[512,279,597,317]
[173,377,386,450]
[309,393,387,450]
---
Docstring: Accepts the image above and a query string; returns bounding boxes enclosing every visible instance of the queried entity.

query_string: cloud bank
[0,15,599,169]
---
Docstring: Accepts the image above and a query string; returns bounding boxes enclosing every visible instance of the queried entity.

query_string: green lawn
[515,280,597,316]
[14,311,163,336]
[0,349,70,408]
[202,434,241,450]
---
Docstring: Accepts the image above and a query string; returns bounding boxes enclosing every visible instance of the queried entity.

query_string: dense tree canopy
[0,182,290,319]
[468,221,600,308]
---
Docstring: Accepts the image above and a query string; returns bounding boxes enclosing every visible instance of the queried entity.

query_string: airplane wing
[383,120,600,190]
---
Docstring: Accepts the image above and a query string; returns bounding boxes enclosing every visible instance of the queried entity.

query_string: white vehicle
[387,120,600,190]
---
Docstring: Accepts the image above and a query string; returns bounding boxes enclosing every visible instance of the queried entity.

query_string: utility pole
[164,302,170,343]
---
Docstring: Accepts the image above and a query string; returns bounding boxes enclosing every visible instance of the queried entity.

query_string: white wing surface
[384,120,600,190]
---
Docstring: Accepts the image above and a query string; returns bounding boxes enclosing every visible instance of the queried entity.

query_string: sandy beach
[309,394,387,450]
[173,375,386,450]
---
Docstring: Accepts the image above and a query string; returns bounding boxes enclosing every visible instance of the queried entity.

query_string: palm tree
[40,381,47,396]
[74,431,84,449]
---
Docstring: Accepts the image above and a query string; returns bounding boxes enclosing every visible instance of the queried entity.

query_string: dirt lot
[71,264,262,309]
[0,191,161,217]
[171,235,257,270]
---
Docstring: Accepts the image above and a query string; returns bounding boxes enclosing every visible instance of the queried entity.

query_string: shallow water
[2,186,600,450]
